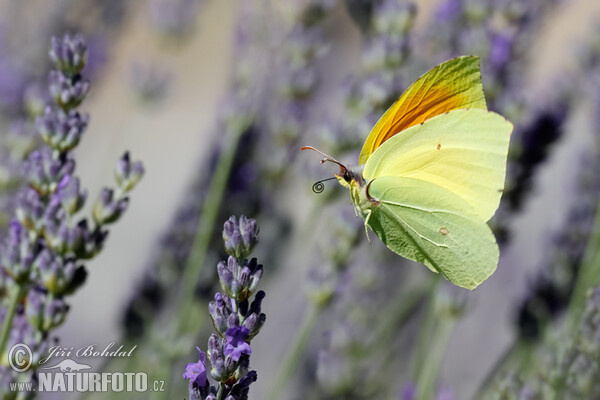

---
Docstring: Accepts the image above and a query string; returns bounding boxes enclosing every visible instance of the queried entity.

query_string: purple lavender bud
[249,290,265,315]
[223,215,259,259]
[43,197,87,255]
[238,266,251,287]
[49,33,87,75]
[218,257,263,301]
[115,152,145,192]
[188,386,203,400]
[234,354,250,380]
[56,175,87,215]
[236,370,257,390]
[35,250,86,296]
[243,313,266,339]
[36,106,88,153]
[209,293,231,335]
[211,356,226,381]
[223,217,241,256]
[48,70,90,110]
[208,334,221,360]
[24,147,75,195]
[1,220,40,284]
[93,188,129,225]
[246,259,263,294]
[224,326,252,362]
[25,289,69,332]
[15,188,45,233]
[217,259,234,295]
[238,216,259,254]
[76,221,108,260]
[227,312,240,329]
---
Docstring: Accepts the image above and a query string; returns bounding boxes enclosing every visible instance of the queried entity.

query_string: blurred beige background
[0,0,596,398]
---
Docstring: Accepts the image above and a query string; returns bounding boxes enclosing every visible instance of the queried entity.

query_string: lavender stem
[471,340,525,400]
[411,277,440,379]
[265,304,321,400]
[566,198,600,329]
[177,128,245,329]
[415,316,456,400]
[0,284,25,357]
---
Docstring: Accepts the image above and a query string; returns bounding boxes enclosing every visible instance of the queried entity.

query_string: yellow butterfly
[303,56,512,290]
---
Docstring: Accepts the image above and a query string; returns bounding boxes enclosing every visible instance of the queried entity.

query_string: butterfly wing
[363,109,512,222]
[358,56,487,165]
[366,176,499,290]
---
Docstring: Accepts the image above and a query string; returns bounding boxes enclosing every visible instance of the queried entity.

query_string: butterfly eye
[343,170,351,182]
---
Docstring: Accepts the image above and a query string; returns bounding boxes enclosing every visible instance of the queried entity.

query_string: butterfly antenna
[311,176,337,194]
[300,146,346,170]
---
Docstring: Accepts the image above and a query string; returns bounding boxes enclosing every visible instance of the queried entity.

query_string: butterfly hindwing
[358,56,487,165]
[366,176,499,290]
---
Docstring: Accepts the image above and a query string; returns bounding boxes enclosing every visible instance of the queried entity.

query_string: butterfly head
[301,146,365,191]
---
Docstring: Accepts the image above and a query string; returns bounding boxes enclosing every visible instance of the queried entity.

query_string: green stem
[411,277,440,379]
[176,127,244,331]
[0,284,26,358]
[217,382,225,400]
[471,339,535,400]
[415,316,456,400]
[566,198,600,330]
[471,339,519,400]
[376,285,429,348]
[265,304,321,400]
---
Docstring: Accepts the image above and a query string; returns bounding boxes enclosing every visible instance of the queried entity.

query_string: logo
[8,343,33,372]
[8,343,165,394]
[41,359,92,372]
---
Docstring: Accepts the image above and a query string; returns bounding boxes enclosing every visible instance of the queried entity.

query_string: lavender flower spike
[0,31,144,390]
[185,215,264,399]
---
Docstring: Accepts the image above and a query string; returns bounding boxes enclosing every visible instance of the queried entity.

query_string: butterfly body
[305,56,512,290]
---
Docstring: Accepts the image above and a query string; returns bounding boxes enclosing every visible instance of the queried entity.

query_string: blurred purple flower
[148,0,204,38]
[401,382,417,400]
[435,0,462,21]
[0,60,27,112]
[82,35,108,79]
[488,31,513,71]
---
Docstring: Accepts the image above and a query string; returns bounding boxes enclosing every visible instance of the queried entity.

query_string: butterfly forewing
[358,56,487,165]
[363,109,512,222]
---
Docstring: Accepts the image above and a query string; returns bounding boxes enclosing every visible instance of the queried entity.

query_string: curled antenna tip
[311,176,337,194]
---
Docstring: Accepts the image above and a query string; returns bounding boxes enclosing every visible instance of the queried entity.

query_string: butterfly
[303,56,512,290]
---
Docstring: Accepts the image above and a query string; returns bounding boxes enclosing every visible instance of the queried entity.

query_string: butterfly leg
[363,209,372,243]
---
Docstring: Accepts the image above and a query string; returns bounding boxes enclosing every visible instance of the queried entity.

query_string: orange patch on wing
[371,84,466,150]
[358,56,488,165]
